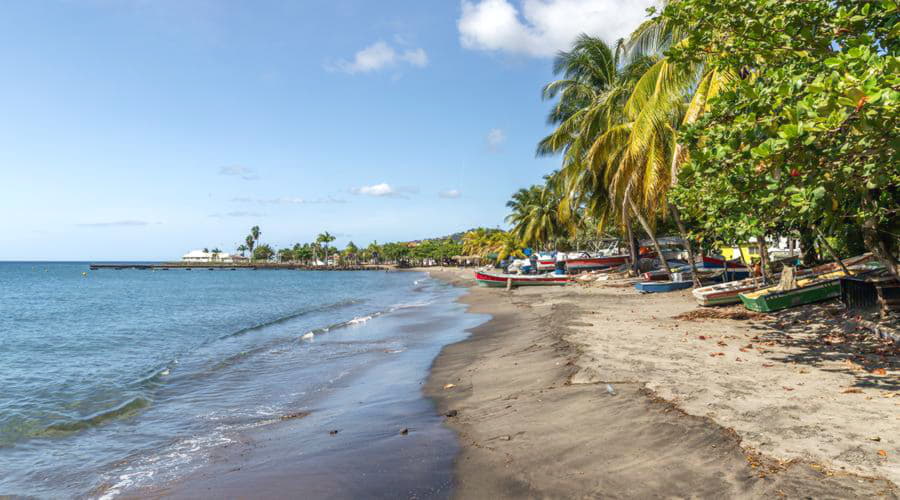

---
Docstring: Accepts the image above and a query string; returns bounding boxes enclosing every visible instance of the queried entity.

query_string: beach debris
[445,409,459,417]
[280,411,310,421]
[500,435,511,441]
[878,450,888,458]
[673,308,767,321]
[783,386,794,391]
[870,436,881,442]
[443,383,456,390]
[709,352,725,357]
[400,428,409,435]
[872,368,887,376]
[606,383,616,396]
[329,429,339,435]
[698,335,708,340]
[842,388,863,394]
[762,363,774,367]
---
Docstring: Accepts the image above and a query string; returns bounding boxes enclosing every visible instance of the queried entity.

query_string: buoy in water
[82,272,88,277]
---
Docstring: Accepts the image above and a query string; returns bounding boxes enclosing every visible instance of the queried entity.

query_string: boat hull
[474,271,571,287]
[700,256,747,269]
[635,281,693,293]
[740,280,840,312]
[566,255,629,272]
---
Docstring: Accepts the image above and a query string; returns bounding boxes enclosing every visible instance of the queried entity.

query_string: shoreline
[419,267,898,498]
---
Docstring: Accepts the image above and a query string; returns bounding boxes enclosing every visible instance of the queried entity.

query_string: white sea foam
[347,315,373,325]
[300,332,315,341]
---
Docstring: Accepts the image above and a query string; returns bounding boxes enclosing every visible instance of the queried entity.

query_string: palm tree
[210,248,221,262]
[505,180,567,250]
[236,244,248,257]
[343,241,359,266]
[316,231,336,267]
[245,235,256,261]
[250,226,261,248]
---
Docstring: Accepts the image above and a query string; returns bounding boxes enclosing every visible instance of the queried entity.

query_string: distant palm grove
[502,0,897,279]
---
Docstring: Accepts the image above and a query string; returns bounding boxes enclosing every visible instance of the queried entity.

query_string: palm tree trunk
[625,216,640,276]
[669,204,701,287]
[627,198,671,277]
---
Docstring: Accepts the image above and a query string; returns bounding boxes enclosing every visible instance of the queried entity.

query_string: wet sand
[422,267,898,498]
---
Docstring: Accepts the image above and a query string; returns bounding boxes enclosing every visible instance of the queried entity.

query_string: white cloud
[458,0,657,57]
[352,183,397,197]
[486,128,506,151]
[332,41,429,74]
[439,189,462,199]
[219,165,259,180]
[351,183,418,198]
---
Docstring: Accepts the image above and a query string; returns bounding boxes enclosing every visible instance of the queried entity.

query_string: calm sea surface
[0,263,483,498]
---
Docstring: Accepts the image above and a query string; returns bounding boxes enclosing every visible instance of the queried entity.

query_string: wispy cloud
[459,0,657,57]
[77,220,150,227]
[486,128,506,152]
[439,189,462,199]
[330,41,429,74]
[232,196,346,205]
[351,183,418,198]
[218,165,259,180]
[209,211,265,218]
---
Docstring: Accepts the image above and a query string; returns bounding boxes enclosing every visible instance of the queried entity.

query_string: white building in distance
[181,250,248,263]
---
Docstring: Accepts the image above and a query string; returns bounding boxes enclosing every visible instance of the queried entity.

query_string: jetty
[89,263,392,271]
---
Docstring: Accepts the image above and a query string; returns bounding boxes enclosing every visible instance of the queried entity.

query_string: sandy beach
[422,267,899,498]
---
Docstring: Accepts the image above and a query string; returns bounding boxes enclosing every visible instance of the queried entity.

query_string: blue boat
[635,280,693,293]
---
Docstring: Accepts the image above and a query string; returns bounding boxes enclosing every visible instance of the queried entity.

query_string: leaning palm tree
[538,35,675,274]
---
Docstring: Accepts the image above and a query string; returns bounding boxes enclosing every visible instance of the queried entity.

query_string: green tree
[245,235,256,262]
[316,231,336,266]
[253,244,274,261]
[663,0,899,277]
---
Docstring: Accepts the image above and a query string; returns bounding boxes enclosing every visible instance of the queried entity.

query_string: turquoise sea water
[0,263,482,498]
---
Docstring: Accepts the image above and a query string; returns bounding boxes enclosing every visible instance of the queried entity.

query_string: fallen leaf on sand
[878,450,887,458]
[443,384,456,390]
[842,388,863,394]
[709,352,725,357]
[783,386,794,391]
[843,360,865,372]
[717,340,728,347]
[872,368,887,376]
[762,363,774,368]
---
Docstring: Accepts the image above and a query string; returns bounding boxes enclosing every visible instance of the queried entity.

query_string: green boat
[739,265,878,312]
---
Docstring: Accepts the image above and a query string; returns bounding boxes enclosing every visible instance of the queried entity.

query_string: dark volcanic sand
[423,268,897,499]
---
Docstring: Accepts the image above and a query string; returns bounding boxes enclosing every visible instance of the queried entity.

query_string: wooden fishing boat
[536,254,556,272]
[699,255,747,269]
[474,271,572,287]
[739,264,880,312]
[634,280,693,293]
[698,254,877,307]
[566,254,629,272]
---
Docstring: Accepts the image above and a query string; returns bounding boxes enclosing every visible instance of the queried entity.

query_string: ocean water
[0,263,484,498]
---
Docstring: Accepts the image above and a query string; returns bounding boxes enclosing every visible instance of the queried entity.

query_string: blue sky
[1,0,654,260]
